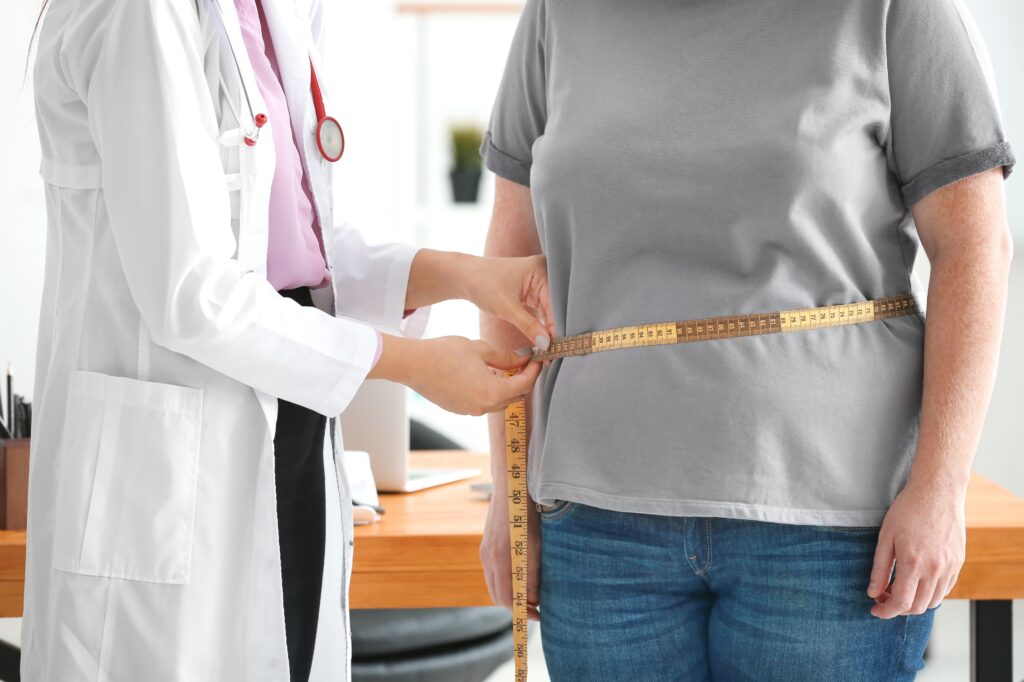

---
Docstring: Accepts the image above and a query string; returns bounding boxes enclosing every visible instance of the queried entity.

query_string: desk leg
[0,640,19,682]
[970,600,1012,682]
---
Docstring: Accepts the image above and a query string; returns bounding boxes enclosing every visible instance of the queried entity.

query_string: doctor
[25,0,552,680]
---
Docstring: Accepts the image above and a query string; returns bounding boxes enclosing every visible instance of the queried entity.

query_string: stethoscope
[211,0,345,162]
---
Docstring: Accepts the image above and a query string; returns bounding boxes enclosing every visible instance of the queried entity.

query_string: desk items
[344,450,383,526]
[469,482,493,501]
[0,439,30,530]
[340,379,479,492]
[1,365,30,439]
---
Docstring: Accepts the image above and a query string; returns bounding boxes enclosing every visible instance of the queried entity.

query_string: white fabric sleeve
[77,0,379,418]
[330,222,431,339]
[308,0,430,340]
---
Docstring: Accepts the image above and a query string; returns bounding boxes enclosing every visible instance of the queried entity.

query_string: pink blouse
[234,0,331,293]
[236,0,398,369]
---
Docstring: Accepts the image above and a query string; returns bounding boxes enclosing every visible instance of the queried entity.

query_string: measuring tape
[503,395,529,682]
[502,294,918,679]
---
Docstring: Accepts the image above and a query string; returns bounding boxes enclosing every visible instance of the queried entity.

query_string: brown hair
[24,0,51,85]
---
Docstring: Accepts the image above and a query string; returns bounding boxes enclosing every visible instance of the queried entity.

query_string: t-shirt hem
[480,131,532,187]
[532,481,888,527]
[900,140,1016,208]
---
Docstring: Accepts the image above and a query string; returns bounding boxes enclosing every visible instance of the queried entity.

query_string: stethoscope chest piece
[310,59,343,162]
[316,116,345,162]
[211,0,344,162]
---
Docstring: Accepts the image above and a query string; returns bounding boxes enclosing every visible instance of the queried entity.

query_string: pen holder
[0,439,30,530]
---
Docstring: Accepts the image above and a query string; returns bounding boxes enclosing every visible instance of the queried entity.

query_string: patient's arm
[479,176,545,621]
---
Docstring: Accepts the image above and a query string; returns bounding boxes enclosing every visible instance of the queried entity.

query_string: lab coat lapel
[211,0,274,279]
[210,0,279,434]
[257,0,309,168]
[260,0,336,269]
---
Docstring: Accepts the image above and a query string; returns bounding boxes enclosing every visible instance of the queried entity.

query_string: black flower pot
[450,168,482,203]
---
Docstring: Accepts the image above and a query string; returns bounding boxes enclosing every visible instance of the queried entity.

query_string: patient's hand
[480,493,541,621]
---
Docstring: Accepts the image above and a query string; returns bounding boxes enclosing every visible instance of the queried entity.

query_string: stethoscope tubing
[211,0,265,145]
[208,0,343,160]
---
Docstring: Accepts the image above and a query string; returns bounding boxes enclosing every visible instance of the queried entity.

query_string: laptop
[339,379,480,493]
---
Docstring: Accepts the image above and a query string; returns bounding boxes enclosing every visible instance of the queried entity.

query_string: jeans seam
[896,614,910,674]
[694,518,713,576]
[703,518,713,574]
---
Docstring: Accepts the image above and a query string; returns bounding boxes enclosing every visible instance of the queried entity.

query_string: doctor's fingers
[486,362,542,404]
[500,300,552,354]
[480,343,533,370]
[522,273,555,340]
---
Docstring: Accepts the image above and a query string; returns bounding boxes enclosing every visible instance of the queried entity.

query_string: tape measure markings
[533,294,916,361]
[504,396,529,682]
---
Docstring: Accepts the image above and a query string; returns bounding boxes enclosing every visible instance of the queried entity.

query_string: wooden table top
[0,450,1021,615]
[349,451,1024,607]
[350,451,496,608]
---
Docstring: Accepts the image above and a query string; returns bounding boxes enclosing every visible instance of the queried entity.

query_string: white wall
[0,2,48,409]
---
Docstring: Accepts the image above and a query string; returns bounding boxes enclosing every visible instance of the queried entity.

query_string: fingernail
[515,347,533,357]
[535,335,551,351]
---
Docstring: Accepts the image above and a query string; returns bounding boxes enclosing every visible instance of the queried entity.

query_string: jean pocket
[53,370,204,584]
[536,499,579,522]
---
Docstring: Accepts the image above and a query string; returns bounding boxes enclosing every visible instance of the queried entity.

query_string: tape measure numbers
[503,398,530,682]
[502,294,918,679]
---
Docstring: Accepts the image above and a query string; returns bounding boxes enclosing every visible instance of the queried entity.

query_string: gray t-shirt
[481,0,1015,525]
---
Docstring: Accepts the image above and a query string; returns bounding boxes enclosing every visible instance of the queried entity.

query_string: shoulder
[61,0,204,96]
[64,0,201,40]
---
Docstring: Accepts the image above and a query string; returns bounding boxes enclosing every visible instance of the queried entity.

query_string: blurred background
[1,1,1022,679]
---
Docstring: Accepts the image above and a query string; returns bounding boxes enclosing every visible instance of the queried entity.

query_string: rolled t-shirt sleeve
[480,0,548,187]
[884,0,1016,208]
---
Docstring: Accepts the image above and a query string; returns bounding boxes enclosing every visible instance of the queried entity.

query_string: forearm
[404,248,477,309]
[908,235,1013,499]
[366,333,417,384]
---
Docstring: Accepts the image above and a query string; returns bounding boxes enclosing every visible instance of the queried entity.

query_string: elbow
[999,225,1014,266]
[141,266,239,356]
[986,221,1015,274]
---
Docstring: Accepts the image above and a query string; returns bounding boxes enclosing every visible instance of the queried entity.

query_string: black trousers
[274,286,327,682]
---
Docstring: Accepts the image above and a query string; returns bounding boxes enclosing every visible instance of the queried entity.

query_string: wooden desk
[0,450,1021,681]
[351,451,494,609]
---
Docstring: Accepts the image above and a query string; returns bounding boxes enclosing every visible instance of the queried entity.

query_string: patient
[476,0,1016,680]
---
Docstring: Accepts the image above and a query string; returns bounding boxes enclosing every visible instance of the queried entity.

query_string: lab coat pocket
[53,370,204,584]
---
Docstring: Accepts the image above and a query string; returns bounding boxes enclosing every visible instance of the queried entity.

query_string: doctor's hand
[406,250,555,353]
[866,477,966,619]
[460,254,555,353]
[368,335,542,416]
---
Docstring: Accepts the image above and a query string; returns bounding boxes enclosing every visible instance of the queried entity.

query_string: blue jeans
[539,501,936,681]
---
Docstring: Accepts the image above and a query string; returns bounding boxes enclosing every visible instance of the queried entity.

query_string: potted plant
[449,123,484,203]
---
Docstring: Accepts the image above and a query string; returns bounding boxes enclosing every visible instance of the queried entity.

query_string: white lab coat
[25,0,428,679]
